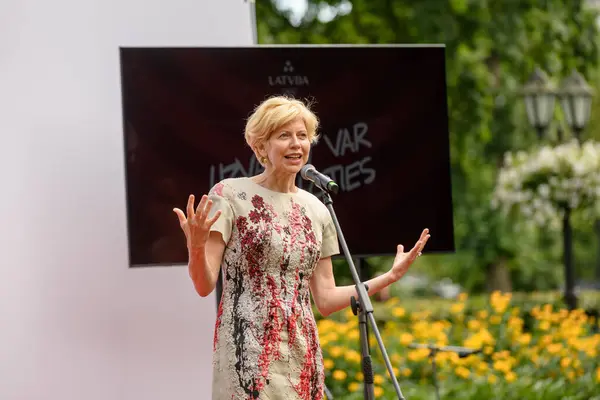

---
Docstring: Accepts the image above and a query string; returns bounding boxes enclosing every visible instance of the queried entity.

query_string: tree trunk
[485,258,513,292]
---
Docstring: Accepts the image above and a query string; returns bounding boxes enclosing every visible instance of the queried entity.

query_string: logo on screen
[268,60,309,96]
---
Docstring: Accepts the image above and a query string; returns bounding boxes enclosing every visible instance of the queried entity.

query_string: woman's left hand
[389,229,430,282]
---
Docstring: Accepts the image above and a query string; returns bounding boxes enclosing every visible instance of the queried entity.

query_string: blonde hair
[244,96,320,151]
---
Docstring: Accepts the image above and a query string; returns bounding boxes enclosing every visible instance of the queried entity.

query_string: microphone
[300,164,339,194]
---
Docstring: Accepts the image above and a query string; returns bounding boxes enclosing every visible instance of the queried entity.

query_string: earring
[261,157,268,164]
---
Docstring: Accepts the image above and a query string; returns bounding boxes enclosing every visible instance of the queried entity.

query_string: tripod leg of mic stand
[324,384,334,399]
[430,351,441,400]
[358,303,375,400]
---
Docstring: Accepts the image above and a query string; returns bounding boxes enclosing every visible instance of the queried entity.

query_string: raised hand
[389,229,430,282]
[173,194,222,250]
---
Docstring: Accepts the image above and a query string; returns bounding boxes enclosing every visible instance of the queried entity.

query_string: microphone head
[458,349,482,358]
[300,164,315,180]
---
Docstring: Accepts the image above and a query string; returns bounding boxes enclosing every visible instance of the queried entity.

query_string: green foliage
[256,0,600,292]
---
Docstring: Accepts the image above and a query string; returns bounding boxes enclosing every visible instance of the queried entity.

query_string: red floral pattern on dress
[210,179,331,400]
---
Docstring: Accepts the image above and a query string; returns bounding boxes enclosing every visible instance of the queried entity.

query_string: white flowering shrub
[492,140,600,229]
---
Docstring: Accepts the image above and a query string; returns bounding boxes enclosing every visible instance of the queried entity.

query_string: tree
[256,0,600,293]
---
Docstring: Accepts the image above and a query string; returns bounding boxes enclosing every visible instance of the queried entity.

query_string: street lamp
[558,69,594,141]
[522,67,557,139]
[520,67,595,310]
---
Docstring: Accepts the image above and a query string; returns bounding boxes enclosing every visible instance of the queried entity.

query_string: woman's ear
[253,142,267,159]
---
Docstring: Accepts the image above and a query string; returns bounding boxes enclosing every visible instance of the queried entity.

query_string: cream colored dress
[208,177,340,400]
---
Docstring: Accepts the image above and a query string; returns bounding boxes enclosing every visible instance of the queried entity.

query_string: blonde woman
[173,96,430,399]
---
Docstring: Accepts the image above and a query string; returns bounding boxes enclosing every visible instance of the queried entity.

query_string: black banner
[119,45,455,267]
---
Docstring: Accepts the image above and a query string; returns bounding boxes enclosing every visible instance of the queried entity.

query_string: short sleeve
[207,181,235,244]
[321,211,340,258]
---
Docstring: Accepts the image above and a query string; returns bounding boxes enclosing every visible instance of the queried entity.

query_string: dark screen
[119,45,455,267]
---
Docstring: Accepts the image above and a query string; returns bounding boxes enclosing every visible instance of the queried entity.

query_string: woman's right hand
[173,194,222,250]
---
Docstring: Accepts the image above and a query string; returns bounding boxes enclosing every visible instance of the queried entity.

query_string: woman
[173,96,430,400]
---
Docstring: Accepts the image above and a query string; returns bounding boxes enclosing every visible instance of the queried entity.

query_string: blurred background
[254,0,600,398]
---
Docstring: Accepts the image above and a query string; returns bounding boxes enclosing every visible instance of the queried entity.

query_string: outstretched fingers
[415,230,431,257]
[206,209,222,227]
[410,241,423,260]
[195,197,214,224]
[173,208,187,226]
[186,194,196,219]
[195,195,208,217]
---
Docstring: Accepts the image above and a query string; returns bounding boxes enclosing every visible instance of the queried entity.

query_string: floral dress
[207,177,340,400]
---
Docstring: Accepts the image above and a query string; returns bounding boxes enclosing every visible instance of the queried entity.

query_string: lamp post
[558,69,594,141]
[520,67,594,310]
[521,68,557,139]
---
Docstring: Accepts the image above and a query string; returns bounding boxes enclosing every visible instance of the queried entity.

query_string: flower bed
[318,292,600,399]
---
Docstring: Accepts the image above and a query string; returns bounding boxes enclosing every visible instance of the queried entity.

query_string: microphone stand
[319,189,406,400]
[408,343,482,400]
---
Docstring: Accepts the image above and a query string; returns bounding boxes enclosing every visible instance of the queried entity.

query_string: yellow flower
[328,346,344,358]
[467,319,482,331]
[560,357,572,369]
[344,350,361,364]
[374,374,384,385]
[507,317,523,331]
[476,362,489,375]
[323,359,334,369]
[505,371,517,382]
[488,374,497,384]
[492,350,510,360]
[517,333,531,345]
[464,328,495,349]
[546,343,562,355]
[400,333,414,346]
[317,319,338,333]
[450,302,465,314]
[348,382,360,392]
[477,310,489,319]
[489,315,502,325]
[539,320,551,331]
[458,292,468,302]
[332,370,347,381]
[392,307,406,318]
[596,367,600,382]
[490,291,512,313]
[540,335,553,346]
[407,348,429,362]
[374,386,384,398]
[455,366,470,379]
[402,368,412,377]
[493,360,511,374]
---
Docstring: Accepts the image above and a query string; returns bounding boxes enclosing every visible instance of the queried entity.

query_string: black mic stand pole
[319,189,406,400]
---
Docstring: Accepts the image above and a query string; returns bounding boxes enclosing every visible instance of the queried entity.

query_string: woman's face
[260,117,311,175]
